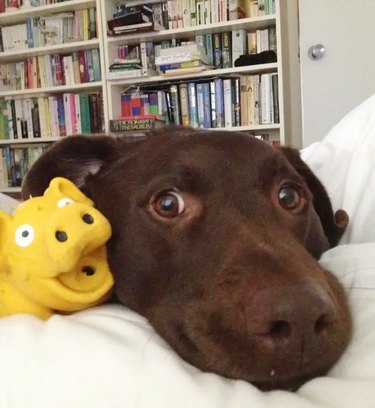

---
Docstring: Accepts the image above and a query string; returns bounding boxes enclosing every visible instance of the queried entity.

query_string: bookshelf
[0,0,299,194]
[100,0,288,142]
[0,0,107,193]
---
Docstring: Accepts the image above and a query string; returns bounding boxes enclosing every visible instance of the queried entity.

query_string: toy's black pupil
[56,231,68,242]
[82,214,94,224]
[22,231,29,238]
[82,266,96,276]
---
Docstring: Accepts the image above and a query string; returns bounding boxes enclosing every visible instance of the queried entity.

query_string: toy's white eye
[57,198,74,208]
[15,224,35,247]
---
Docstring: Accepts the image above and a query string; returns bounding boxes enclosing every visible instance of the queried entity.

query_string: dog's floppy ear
[21,135,137,200]
[280,146,348,247]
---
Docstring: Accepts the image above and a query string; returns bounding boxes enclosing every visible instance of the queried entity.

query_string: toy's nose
[55,213,96,243]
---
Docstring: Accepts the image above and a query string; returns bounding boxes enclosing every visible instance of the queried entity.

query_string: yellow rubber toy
[0,177,114,319]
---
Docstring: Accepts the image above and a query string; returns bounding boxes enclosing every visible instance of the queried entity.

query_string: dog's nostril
[314,313,332,335]
[269,320,291,339]
[81,266,96,276]
[55,231,68,242]
[82,213,94,224]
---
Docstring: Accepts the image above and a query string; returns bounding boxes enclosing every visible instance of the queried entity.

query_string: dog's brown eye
[278,186,302,210]
[152,191,185,218]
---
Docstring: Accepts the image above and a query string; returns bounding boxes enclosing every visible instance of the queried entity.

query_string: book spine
[214,78,224,127]
[223,78,232,127]
[232,29,247,67]
[213,32,222,69]
[202,82,212,128]
[196,82,205,128]
[233,77,241,126]
[179,83,190,126]
[221,31,232,69]
[210,80,216,128]
[170,84,181,125]
[188,82,198,128]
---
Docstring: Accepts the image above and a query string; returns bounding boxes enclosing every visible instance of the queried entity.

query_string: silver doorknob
[308,44,325,60]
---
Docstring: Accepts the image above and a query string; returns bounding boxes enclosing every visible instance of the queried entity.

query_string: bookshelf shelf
[107,15,277,46]
[0,137,61,146]
[106,63,278,85]
[0,39,101,63]
[0,187,21,193]
[0,0,97,25]
[0,81,104,98]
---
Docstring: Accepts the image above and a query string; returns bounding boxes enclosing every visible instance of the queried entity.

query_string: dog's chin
[157,320,342,392]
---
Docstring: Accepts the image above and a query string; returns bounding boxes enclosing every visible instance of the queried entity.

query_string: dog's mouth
[152,304,351,392]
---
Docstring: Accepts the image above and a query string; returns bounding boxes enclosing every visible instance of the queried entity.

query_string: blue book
[214,78,224,127]
[202,82,212,128]
[57,95,66,137]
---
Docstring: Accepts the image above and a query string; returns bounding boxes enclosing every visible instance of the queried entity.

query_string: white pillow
[301,93,375,244]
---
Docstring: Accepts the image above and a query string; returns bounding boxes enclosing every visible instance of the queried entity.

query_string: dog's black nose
[246,281,336,357]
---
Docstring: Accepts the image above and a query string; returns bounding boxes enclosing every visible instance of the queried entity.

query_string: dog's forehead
[138,132,281,174]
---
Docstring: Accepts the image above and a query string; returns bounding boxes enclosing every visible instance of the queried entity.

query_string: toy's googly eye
[15,224,35,247]
[57,198,74,208]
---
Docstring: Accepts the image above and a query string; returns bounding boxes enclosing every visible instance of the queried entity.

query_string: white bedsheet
[2,95,375,407]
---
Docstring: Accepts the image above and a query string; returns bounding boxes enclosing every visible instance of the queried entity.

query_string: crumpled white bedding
[1,95,375,407]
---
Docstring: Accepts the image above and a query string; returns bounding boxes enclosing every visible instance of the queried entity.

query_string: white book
[211,0,219,23]
[182,0,191,27]
[260,74,272,124]
[14,99,23,139]
[37,97,46,138]
[63,93,73,136]
[232,29,247,66]
[223,78,232,127]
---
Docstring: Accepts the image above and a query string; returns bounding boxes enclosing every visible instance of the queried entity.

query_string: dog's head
[22,127,351,390]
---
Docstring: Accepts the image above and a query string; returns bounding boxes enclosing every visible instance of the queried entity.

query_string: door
[299,0,375,147]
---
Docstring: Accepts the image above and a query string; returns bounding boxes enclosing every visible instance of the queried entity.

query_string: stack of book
[107,42,155,80]
[107,3,165,36]
[109,89,167,132]
[156,43,211,76]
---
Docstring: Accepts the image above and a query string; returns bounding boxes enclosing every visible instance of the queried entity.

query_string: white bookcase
[100,0,288,142]
[0,0,107,194]
[0,0,298,194]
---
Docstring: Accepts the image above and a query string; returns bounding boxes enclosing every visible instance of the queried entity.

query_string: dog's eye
[152,191,185,218]
[278,186,302,210]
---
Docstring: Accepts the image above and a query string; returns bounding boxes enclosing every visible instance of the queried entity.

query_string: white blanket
[1,95,375,407]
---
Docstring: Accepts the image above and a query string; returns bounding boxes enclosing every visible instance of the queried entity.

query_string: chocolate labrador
[22,126,351,391]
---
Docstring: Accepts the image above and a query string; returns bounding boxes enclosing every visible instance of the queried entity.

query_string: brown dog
[22,127,351,391]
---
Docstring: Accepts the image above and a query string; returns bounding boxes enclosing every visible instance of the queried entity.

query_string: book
[213,32,222,68]
[214,78,224,127]
[169,84,181,125]
[188,82,198,128]
[179,83,189,126]
[232,29,247,66]
[223,78,232,127]
[160,65,211,76]
[109,116,165,132]
[221,31,232,68]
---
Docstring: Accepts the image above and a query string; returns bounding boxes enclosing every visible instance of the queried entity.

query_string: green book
[79,94,91,134]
